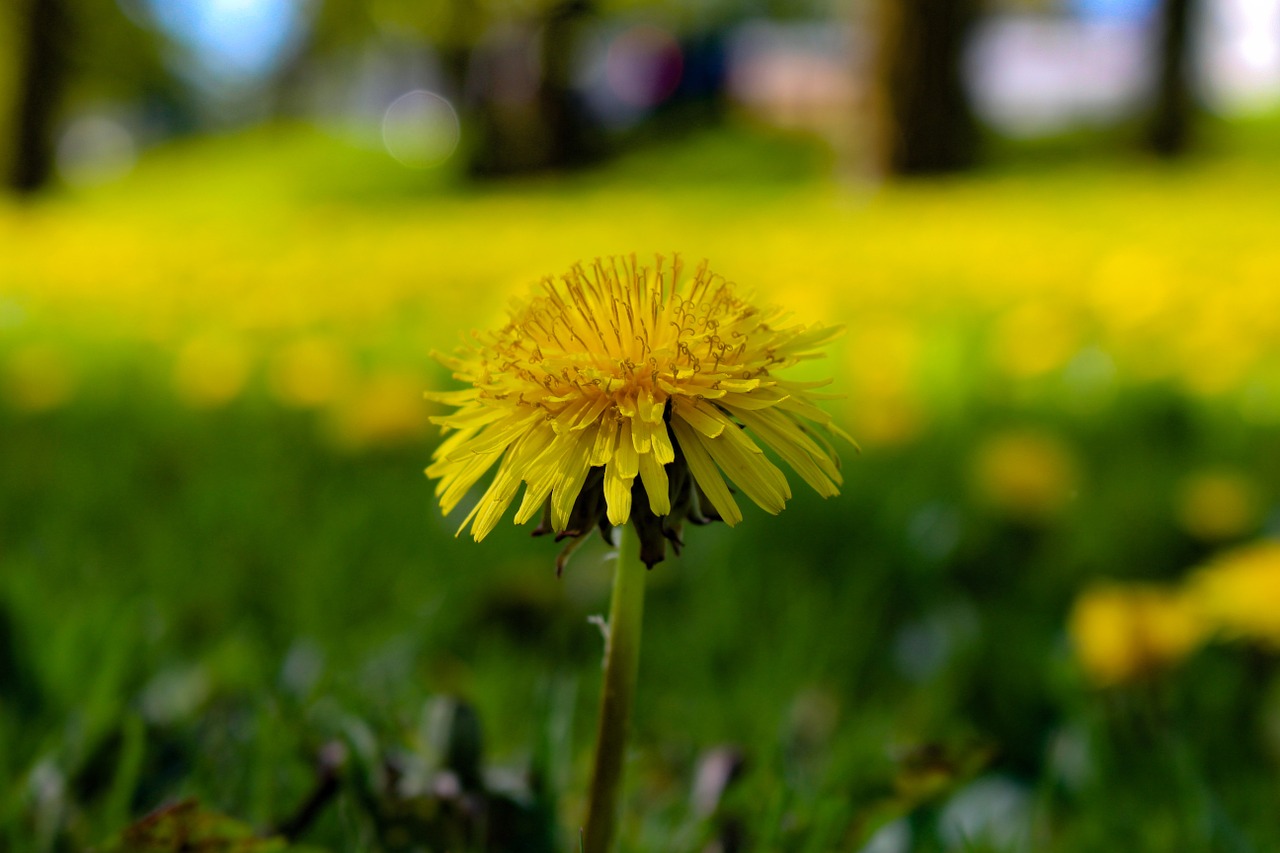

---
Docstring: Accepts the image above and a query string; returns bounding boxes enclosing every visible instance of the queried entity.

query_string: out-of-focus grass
[2,119,1280,851]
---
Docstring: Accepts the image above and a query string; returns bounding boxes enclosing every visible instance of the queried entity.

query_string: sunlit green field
[3,121,1280,851]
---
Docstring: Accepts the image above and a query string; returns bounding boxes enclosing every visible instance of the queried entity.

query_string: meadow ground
[2,119,1280,851]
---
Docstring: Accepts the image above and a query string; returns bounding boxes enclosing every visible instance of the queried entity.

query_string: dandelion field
[3,120,1280,851]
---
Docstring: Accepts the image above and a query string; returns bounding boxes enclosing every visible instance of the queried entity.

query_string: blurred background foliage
[3,0,1280,850]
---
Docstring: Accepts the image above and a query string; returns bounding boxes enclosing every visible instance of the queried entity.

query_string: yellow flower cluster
[1070,540,1280,685]
[3,137,1279,447]
[1189,540,1280,647]
[1069,584,1204,687]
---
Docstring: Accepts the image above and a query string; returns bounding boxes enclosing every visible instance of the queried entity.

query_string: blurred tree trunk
[537,0,598,170]
[8,0,69,194]
[870,0,981,177]
[1146,0,1199,157]
[468,0,598,176]
[438,1,477,102]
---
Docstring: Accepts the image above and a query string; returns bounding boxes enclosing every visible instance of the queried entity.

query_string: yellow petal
[512,428,570,523]
[639,388,665,422]
[615,419,639,479]
[550,395,594,435]
[446,409,542,459]
[638,450,671,515]
[702,426,790,514]
[423,388,480,405]
[650,421,676,465]
[673,397,726,438]
[670,417,742,525]
[631,414,653,454]
[552,430,595,530]
[730,406,841,498]
[430,426,479,464]
[571,394,612,430]
[460,451,523,540]
[436,448,504,515]
[604,456,634,525]
[430,404,507,430]
[591,418,619,466]
[719,388,789,410]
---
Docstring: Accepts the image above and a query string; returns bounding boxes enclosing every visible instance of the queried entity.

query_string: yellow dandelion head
[1068,583,1205,687]
[1174,469,1261,542]
[1188,539,1280,646]
[971,428,1079,522]
[426,255,851,569]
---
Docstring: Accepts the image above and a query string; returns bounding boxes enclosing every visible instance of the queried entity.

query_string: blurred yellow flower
[1177,295,1261,397]
[3,157,1279,425]
[1069,584,1205,686]
[991,302,1081,379]
[1189,540,1280,647]
[1175,469,1261,542]
[971,429,1079,522]
[268,337,353,408]
[332,370,428,448]
[3,344,77,412]
[1088,249,1173,332]
[426,255,849,567]
[844,320,924,446]
[849,394,924,447]
[848,319,919,398]
[173,335,252,408]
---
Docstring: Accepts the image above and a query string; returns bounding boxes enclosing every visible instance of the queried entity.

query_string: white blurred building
[727,0,1280,138]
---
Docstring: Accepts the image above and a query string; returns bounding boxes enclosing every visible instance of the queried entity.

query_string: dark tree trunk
[467,0,598,177]
[438,0,478,104]
[1146,0,1199,157]
[8,0,69,194]
[537,0,599,170]
[437,4,475,150]
[872,0,981,177]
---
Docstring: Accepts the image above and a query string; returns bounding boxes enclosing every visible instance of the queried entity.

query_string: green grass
[2,120,1280,851]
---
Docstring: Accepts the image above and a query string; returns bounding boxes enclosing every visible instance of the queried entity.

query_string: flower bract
[426,255,850,567]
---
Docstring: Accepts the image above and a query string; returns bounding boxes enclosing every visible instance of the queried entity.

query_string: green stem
[582,523,647,853]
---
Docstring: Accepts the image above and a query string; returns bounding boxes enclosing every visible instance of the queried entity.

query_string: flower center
[476,257,761,416]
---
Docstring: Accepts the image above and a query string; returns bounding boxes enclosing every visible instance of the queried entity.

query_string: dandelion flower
[1189,539,1280,646]
[426,255,850,568]
[1069,583,1204,686]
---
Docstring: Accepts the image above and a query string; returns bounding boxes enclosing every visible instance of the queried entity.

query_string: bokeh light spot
[146,0,307,80]
[605,25,683,109]
[382,91,462,169]
[57,115,137,187]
